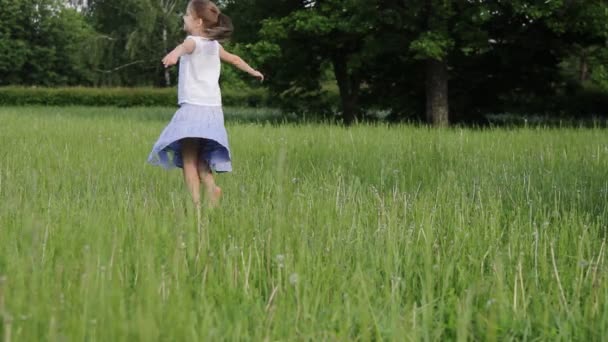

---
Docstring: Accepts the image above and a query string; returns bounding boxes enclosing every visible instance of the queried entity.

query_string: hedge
[0,86,270,107]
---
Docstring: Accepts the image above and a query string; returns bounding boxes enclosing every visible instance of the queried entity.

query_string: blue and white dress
[148,36,232,172]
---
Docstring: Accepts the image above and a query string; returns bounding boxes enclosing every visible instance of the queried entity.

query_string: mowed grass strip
[0,106,607,340]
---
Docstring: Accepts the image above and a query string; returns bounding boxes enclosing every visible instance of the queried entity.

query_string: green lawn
[0,106,607,340]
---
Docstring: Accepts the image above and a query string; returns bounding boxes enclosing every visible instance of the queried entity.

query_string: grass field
[1,106,607,341]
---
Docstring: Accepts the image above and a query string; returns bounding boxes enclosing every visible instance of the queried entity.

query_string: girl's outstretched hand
[162,52,179,68]
[251,70,264,82]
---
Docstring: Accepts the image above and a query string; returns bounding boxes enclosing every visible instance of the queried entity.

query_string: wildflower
[289,273,299,285]
[275,254,285,268]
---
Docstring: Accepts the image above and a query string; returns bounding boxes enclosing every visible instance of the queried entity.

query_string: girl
[148,0,264,207]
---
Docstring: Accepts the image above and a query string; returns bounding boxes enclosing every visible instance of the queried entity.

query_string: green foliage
[228,0,381,121]
[0,0,28,83]
[369,0,608,122]
[0,86,269,107]
[590,64,608,91]
[559,46,608,91]
[0,86,176,106]
[0,0,99,86]
[509,0,565,20]
[86,0,189,86]
[409,31,454,61]
[1,0,608,121]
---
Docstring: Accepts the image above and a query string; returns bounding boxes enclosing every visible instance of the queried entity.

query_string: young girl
[148,0,263,207]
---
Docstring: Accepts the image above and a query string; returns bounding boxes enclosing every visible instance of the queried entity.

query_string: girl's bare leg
[181,139,201,206]
[198,158,221,207]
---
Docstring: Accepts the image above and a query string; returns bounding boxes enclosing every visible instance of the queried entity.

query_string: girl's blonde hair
[189,0,233,42]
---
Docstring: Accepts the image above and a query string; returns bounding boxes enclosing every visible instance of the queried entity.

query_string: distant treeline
[1,0,607,124]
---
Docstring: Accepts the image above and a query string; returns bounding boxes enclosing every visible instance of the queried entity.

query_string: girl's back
[178,36,221,106]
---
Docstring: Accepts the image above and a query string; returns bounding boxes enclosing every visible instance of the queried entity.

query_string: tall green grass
[0,106,607,340]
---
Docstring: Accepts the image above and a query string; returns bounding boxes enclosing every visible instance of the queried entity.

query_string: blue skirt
[147,104,232,172]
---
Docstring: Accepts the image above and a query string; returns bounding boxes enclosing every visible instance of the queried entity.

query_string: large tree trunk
[425,58,449,126]
[332,54,361,125]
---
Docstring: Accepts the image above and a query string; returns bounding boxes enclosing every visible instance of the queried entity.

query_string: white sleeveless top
[178,36,222,106]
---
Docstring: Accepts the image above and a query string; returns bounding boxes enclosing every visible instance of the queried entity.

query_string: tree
[408,0,453,126]
[554,1,608,90]
[371,0,608,124]
[468,0,608,118]
[0,0,98,86]
[0,0,29,85]
[87,0,188,86]
[227,0,380,124]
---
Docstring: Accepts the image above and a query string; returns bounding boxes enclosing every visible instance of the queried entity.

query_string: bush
[555,87,608,117]
[0,86,270,107]
[221,86,271,107]
[496,87,608,119]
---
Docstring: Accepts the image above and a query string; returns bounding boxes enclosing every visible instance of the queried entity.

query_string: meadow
[0,106,607,341]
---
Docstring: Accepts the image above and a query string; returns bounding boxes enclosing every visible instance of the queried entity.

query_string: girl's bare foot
[207,186,222,208]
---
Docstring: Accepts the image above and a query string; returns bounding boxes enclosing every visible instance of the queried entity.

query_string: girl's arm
[162,38,196,68]
[220,46,264,81]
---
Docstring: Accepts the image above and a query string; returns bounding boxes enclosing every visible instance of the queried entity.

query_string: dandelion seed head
[276,254,285,268]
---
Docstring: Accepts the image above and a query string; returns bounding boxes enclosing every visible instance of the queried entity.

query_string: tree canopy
[1,0,607,124]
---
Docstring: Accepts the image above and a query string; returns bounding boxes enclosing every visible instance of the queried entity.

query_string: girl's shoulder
[186,36,220,54]
[185,35,219,46]
[185,35,219,43]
